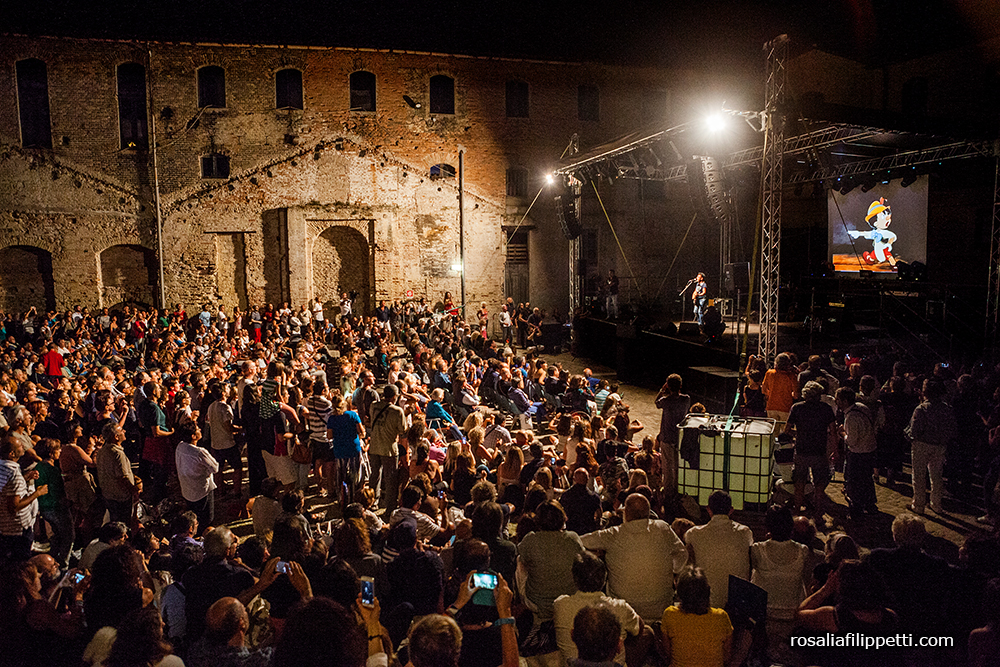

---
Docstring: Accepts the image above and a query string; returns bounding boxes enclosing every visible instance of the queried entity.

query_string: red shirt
[42,349,64,377]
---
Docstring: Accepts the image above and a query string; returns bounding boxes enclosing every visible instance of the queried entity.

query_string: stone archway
[312,226,371,317]
[100,244,157,308]
[0,245,55,313]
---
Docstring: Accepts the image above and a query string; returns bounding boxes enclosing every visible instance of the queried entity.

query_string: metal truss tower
[758,35,789,362]
[987,156,1000,352]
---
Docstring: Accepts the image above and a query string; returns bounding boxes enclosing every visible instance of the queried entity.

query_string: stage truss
[552,35,999,360]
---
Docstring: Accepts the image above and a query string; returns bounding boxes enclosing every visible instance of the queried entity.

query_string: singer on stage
[692,273,707,325]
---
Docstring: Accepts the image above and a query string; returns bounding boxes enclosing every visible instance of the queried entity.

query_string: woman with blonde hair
[496,445,524,493]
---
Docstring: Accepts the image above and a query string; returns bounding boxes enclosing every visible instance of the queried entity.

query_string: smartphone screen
[472,572,497,590]
[71,572,85,584]
[361,577,375,607]
[276,560,289,574]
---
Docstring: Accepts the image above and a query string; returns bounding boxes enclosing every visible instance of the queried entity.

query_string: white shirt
[553,590,641,664]
[580,518,688,621]
[750,539,809,621]
[207,400,236,450]
[174,441,219,502]
[683,514,754,608]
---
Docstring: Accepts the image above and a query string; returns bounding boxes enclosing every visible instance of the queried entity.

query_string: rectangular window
[506,167,528,197]
[16,59,52,149]
[578,84,600,122]
[275,69,304,110]
[117,63,148,150]
[201,154,230,179]
[505,80,529,118]
[429,75,455,114]
[350,71,376,112]
[198,66,226,108]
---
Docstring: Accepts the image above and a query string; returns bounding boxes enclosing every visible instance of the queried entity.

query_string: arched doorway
[0,246,55,312]
[100,244,157,307]
[312,226,371,317]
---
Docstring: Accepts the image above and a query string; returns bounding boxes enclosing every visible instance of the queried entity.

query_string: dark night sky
[5,0,995,74]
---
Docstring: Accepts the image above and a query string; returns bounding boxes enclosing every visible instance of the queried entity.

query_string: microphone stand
[678,279,695,324]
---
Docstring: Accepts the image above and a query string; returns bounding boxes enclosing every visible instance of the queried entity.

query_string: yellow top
[660,606,733,667]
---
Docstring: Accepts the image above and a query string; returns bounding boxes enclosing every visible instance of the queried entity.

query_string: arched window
[198,66,226,108]
[430,163,456,180]
[16,59,52,148]
[578,84,600,122]
[429,75,455,114]
[505,80,529,118]
[275,68,303,110]
[117,63,148,149]
[350,71,376,112]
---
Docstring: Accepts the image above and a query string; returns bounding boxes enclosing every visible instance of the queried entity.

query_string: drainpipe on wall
[147,45,167,309]
[459,147,466,318]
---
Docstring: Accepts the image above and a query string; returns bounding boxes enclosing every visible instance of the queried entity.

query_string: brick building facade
[0,33,729,322]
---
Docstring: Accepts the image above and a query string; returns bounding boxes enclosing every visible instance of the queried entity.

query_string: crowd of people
[0,297,998,667]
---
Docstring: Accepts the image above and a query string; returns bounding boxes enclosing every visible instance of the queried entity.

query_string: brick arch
[0,245,55,313]
[312,226,371,317]
[99,244,157,308]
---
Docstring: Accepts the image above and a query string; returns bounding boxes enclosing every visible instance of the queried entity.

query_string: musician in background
[605,269,620,319]
[692,273,707,325]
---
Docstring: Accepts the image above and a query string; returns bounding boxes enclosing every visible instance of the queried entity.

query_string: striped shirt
[0,460,33,535]
[305,395,333,442]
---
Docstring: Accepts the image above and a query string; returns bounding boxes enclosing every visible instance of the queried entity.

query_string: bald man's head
[205,597,248,646]
[573,468,590,486]
[623,493,651,522]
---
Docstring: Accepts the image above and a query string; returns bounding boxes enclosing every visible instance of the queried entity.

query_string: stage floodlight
[545,173,555,185]
[705,113,726,133]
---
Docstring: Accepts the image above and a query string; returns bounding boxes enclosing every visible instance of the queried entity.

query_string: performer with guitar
[692,273,707,325]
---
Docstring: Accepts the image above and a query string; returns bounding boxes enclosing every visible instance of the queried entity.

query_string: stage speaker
[554,193,581,239]
[701,156,733,225]
[678,322,700,336]
[723,262,750,294]
[686,158,711,222]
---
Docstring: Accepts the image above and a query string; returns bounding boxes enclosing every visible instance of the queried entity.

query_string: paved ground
[549,350,993,562]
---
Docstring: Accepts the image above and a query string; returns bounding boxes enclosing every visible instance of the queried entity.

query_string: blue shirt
[327,410,362,459]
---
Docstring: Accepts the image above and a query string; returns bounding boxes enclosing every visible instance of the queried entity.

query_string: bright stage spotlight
[705,113,727,133]
[545,173,555,185]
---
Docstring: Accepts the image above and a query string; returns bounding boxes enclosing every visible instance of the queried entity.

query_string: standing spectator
[906,379,958,515]
[761,353,800,426]
[785,381,837,516]
[175,423,219,530]
[0,437,47,562]
[683,490,753,608]
[327,393,365,508]
[34,438,74,566]
[207,383,242,498]
[655,373,691,497]
[304,378,334,497]
[580,493,688,622]
[875,376,917,487]
[41,342,65,388]
[137,381,174,503]
[368,384,407,512]
[94,422,138,526]
[836,387,878,516]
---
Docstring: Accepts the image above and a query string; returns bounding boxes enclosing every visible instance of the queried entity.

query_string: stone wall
[0,34,702,317]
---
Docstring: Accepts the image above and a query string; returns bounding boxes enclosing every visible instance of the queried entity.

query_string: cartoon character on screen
[849,197,897,265]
